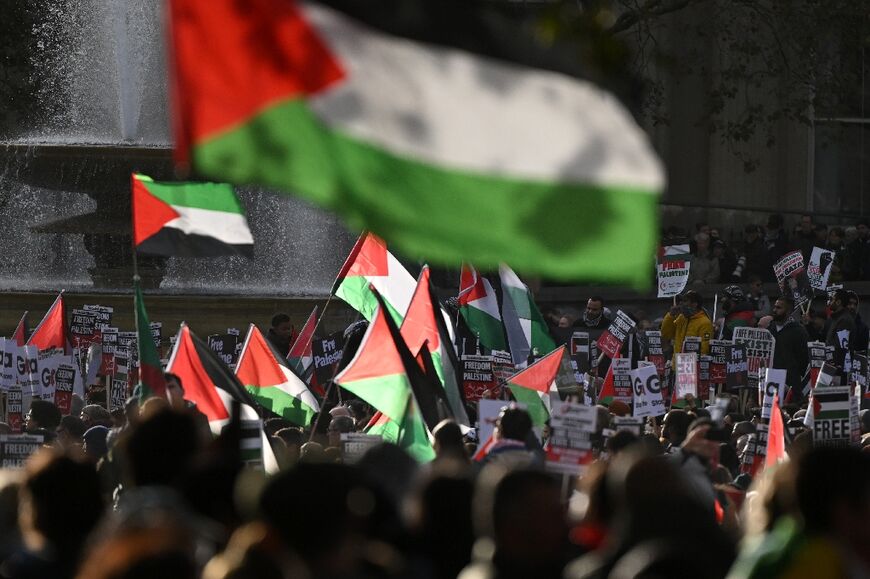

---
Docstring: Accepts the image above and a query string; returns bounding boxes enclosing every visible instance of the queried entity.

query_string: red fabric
[131,174,180,245]
[765,393,786,467]
[27,293,70,354]
[337,233,390,279]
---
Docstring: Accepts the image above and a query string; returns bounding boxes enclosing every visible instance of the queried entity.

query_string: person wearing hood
[768,296,810,403]
[717,285,755,340]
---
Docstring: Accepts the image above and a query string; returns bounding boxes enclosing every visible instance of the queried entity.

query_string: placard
[807,247,835,291]
[340,433,382,464]
[83,304,113,330]
[709,339,729,383]
[544,401,598,475]
[726,344,748,389]
[772,251,813,309]
[644,331,665,377]
[597,310,636,359]
[312,331,344,383]
[462,355,498,402]
[208,333,240,367]
[570,332,591,374]
[613,416,644,436]
[698,355,712,401]
[811,386,853,447]
[760,368,787,420]
[0,434,44,468]
[733,327,775,388]
[657,245,691,298]
[611,358,633,404]
[632,364,665,418]
[0,339,15,390]
[490,350,516,387]
[6,387,22,433]
[54,363,77,415]
[675,353,698,399]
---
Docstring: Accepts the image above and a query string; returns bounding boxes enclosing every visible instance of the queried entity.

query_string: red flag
[27,293,70,354]
[12,312,27,346]
[598,357,617,405]
[765,393,786,468]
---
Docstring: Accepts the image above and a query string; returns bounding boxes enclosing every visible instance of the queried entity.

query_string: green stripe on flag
[508,384,549,428]
[137,175,244,214]
[335,275,404,325]
[245,386,316,426]
[195,101,659,286]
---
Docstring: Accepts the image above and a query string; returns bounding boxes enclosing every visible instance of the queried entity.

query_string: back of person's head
[683,290,704,310]
[21,450,103,555]
[119,408,200,488]
[496,406,532,442]
[796,447,870,535]
[606,430,638,456]
[433,419,466,459]
[328,415,355,434]
[263,417,289,437]
[82,404,113,428]
[662,410,692,445]
[75,522,197,579]
[83,426,110,461]
[28,400,62,431]
[270,313,290,328]
[274,427,304,447]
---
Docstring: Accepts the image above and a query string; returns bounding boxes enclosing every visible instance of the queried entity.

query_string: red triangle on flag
[765,393,786,468]
[508,346,566,393]
[27,293,69,353]
[458,264,488,305]
[401,266,441,356]
[599,356,618,403]
[337,232,390,280]
[335,301,407,383]
[288,306,318,361]
[166,325,231,423]
[236,325,288,389]
[132,174,181,245]
[12,312,28,347]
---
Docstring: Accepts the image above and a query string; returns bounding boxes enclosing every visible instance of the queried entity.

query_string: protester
[477,405,543,469]
[689,233,720,285]
[768,296,810,402]
[845,290,870,352]
[266,313,294,356]
[717,285,755,339]
[660,290,713,363]
[825,289,856,380]
[55,416,87,450]
[80,404,112,429]
[24,400,61,435]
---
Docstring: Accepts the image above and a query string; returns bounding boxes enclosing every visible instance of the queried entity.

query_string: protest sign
[675,353,698,399]
[807,341,830,389]
[709,340,729,383]
[0,434,44,468]
[462,354,498,402]
[553,348,580,397]
[0,339,15,390]
[38,349,64,401]
[611,357,633,404]
[850,353,867,395]
[570,332,591,374]
[100,327,119,375]
[118,332,138,367]
[312,331,344,384]
[54,363,77,415]
[208,333,240,368]
[70,309,100,353]
[725,344,748,390]
[733,327,775,389]
[150,322,163,355]
[698,355,712,402]
[643,330,665,377]
[760,368,787,420]
[815,362,838,388]
[6,387,22,433]
[83,304,113,330]
[632,364,665,418]
[657,245,691,298]
[16,345,39,416]
[807,247,835,291]
[544,400,597,475]
[772,251,813,310]
[597,310,636,359]
[340,433,382,464]
[490,350,516,387]
[812,386,853,447]
[613,416,644,436]
[682,336,701,356]
[110,377,127,412]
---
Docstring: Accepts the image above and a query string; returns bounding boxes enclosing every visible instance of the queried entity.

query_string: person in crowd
[689,232,720,285]
[55,415,87,451]
[274,427,304,467]
[826,289,856,381]
[717,285,755,339]
[80,404,112,429]
[24,400,62,436]
[325,415,354,449]
[573,295,612,376]
[477,405,543,469]
[735,224,772,282]
[661,290,713,363]
[432,419,469,464]
[794,214,816,262]
[803,309,828,342]
[845,290,869,352]
[826,227,847,284]
[747,274,771,320]
[713,239,738,283]
[266,313,294,356]
[764,213,790,267]
[164,372,211,441]
[768,296,810,403]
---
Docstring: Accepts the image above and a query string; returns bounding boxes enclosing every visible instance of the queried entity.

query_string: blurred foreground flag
[169,0,664,285]
[132,173,253,257]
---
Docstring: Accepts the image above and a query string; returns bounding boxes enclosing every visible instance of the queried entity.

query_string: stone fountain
[0,0,356,297]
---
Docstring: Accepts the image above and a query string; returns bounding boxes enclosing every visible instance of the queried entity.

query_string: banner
[462,355,498,402]
[207,333,240,368]
[657,244,691,298]
[597,310,636,359]
[0,339,15,390]
[675,353,698,399]
[0,434,44,468]
[772,251,813,309]
[807,247,835,291]
[760,368,787,420]
[632,364,665,418]
[544,400,597,475]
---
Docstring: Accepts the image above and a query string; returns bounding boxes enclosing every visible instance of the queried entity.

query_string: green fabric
[508,383,549,427]
[335,274,404,325]
[460,306,508,351]
[136,174,243,213]
[245,385,316,427]
[338,373,411,425]
[134,279,166,402]
[194,100,659,286]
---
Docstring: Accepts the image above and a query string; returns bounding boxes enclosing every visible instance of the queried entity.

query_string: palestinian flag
[131,173,254,257]
[506,345,566,428]
[287,306,318,376]
[335,300,434,462]
[459,264,507,352]
[169,0,664,287]
[27,292,70,354]
[765,393,786,468]
[236,324,319,426]
[499,264,556,366]
[400,266,470,426]
[134,280,167,402]
[166,324,279,471]
[12,312,27,346]
[598,360,618,406]
[333,232,416,325]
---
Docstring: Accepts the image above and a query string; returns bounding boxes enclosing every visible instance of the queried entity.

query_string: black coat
[769,320,810,395]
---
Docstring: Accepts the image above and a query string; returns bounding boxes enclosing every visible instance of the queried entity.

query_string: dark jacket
[825,309,856,376]
[769,320,810,397]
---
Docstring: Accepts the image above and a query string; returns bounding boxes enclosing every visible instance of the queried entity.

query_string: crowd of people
[661,213,870,285]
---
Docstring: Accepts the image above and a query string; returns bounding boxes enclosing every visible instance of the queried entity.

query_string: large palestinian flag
[333,232,416,325]
[236,324,319,426]
[458,264,507,352]
[169,0,664,286]
[506,345,566,428]
[335,300,434,462]
[132,173,254,257]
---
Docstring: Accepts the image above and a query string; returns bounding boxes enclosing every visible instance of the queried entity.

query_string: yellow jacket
[661,310,713,362]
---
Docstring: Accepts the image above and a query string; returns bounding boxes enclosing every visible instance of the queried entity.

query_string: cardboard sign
[38,349,63,402]
[0,434,44,468]
[6,387,22,433]
[657,245,691,298]
[807,247,835,291]
[812,386,853,447]
[709,340,729,383]
[100,327,119,375]
[807,341,828,388]
[83,304,113,330]
[644,331,665,377]
[544,401,597,475]
[733,327,775,388]
[597,310,636,359]
[631,365,665,418]
[850,353,867,395]
[150,322,163,355]
[312,331,344,384]
[772,251,813,309]
[675,353,698,399]
[16,345,39,416]
[682,336,702,355]
[554,348,580,397]
[118,332,138,368]
[110,378,127,412]
[726,344,748,389]
[0,339,15,390]
[698,355,712,401]
[760,368,787,420]
[208,333,240,368]
[490,350,516,387]
[340,433,382,464]
[69,309,100,354]
[54,363,77,415]
[462,354,498,402]
[613,416,644,436]
[612,357,633,404]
